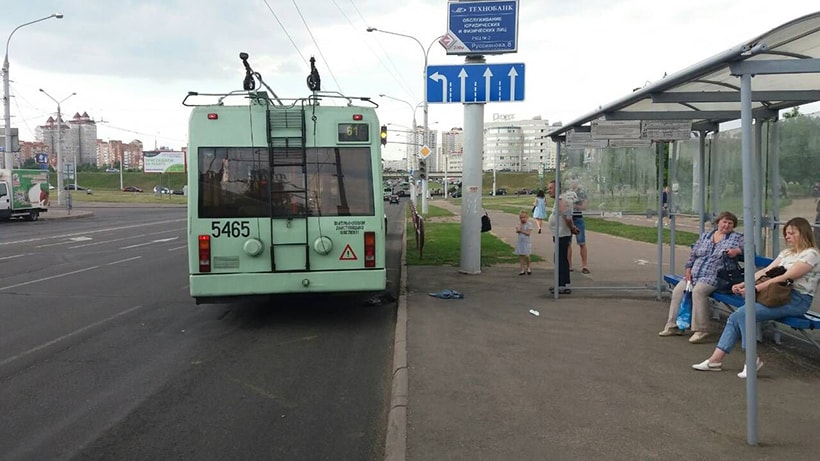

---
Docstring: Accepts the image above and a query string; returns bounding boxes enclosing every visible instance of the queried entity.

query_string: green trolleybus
[183,55,386,304]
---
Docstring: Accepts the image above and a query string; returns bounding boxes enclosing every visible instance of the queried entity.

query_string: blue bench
[663,255,820,352]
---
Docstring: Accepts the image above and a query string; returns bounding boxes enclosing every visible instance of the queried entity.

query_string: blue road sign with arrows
[426,63,525,104]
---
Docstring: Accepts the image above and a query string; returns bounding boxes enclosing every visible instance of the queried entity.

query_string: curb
[384,212,408,461]
[40,210,95,220]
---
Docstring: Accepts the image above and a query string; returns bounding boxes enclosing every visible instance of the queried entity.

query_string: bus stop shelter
[546,11,820,445]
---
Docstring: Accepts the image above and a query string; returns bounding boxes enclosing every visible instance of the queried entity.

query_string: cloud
[3,0,818,157]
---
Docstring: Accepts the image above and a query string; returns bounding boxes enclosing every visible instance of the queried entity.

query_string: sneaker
[689,332,710,344]
[658,327,683,337]
[737,358,764,378]
[692,359,722,371]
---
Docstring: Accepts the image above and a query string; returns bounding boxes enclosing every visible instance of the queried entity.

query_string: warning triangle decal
[339,244,358,261]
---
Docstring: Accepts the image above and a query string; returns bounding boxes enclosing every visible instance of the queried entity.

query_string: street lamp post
[39,89,75,206]
[3,13,63,169]
[367,27,442,214]
[380,94,422,205]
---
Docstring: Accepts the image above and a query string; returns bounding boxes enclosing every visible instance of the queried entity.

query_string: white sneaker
[737,358,764,378]
[692,359,722,371]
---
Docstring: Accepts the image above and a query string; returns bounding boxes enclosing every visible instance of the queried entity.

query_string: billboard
[143,150,186,173]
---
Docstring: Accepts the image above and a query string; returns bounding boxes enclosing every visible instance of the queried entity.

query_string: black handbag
[481,212,492,232]
[715,252,744,293]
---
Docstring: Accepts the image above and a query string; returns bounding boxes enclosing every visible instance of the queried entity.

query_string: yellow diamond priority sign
[419,145,431,159]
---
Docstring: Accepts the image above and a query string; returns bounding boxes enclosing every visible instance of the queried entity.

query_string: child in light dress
[515,210,534,275]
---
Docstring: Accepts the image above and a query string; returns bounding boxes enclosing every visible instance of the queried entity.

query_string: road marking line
[0,219,185,247]
[0,256,142,291]
[0,305,144,368]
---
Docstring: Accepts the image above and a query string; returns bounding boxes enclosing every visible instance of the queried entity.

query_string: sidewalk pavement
[397,199,820,460]
[39,205,94,220]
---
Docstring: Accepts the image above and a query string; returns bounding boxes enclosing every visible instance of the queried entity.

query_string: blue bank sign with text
[444,0,518,55]
[427,63,525,104]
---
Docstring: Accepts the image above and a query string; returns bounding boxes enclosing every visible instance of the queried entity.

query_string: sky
[2,1,818,160]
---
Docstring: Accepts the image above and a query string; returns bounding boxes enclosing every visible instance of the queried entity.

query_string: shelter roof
[548,11,820,140]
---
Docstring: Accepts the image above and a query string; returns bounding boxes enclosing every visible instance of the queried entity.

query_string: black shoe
[549,287,572,294]
[519,272,526,276]
[537,228,542,234]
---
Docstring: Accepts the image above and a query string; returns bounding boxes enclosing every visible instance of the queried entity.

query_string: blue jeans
[716,290,813,354]
[572,216,586,244]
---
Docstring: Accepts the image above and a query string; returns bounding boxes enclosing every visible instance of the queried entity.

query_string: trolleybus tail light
[198,235,212,272]
[352,114,363,121]
[207,113,219,120]
[364,231,376,268]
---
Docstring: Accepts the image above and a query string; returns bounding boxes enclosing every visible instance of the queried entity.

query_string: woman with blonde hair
[692,217,819,378]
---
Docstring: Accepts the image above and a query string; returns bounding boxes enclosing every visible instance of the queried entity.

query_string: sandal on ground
[658,327,683,337]
[689,331,710,343]
[581,267,591,274]
[692,359,722,371]
[737,358,764,378]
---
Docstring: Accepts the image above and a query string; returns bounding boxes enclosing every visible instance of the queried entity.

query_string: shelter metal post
[656,142,665,300]
[710,130,720,223]
[739,71,759,446]
[669,141,678,273]
[552,141,562,299]
[770,119,781,256]
[753,119,764,251]
[697,131,707,235]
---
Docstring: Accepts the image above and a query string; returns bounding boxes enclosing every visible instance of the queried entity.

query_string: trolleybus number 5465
[211,221,251,238]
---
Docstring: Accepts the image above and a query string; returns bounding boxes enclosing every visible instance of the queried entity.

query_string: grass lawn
[406,201,700,266]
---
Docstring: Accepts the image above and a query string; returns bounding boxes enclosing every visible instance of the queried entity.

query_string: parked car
[388,195,400,204]
[64,184,86,191]
[153,185,171,194]
[123,186,143,192]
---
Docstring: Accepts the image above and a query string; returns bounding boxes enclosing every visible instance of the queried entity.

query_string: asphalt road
[0,204,403,460]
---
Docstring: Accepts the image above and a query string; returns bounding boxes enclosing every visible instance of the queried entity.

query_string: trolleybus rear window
[197,147,375,218]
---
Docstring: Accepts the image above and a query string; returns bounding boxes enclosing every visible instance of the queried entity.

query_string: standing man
[567,180,590,274]
[548,180,580,294]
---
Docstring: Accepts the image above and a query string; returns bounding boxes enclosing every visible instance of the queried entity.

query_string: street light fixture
[39,88,75,206]
[3,13,64,169]
[367,27,443,213]
[379,94,423,175]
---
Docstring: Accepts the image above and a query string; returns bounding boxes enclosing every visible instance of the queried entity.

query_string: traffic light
[380,125,387,146]
[418,159,427,180]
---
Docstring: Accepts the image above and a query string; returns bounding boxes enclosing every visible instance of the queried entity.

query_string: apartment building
[483,115,558,172]
[35,112,99,167]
